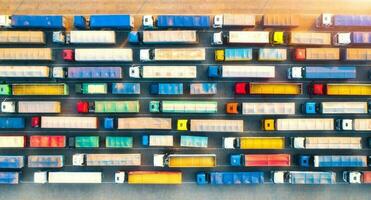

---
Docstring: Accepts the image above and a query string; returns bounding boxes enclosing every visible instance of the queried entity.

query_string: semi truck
[343,171,371,184]
[34,172,102,184]
[317,13,371,28]
[230,154,291,167]
[180,135,208,148]
[235,82,303,95]
[223,137,285,149]
[213,31,270,45]
[76,14,134,29]
[9,15,65,29]
[12,83,68,96]
[303,102,368,114]
[289,32,331,45]
[294,48,340,61]
[66,48,133,62]
[0,66,50,78]
[0,136,25,148]
[149,101,218,113]
[0,172,19,184]
[112,83,140,94]
[154,154,216,168]
[288,66,356,79]
[213,14,256,28]
[129,65,197,79]
[263,118,334,131]
[115,171,182,184]
[263,14,299,27]
[273,171,336,184]
[143,15,210,29]
[0,31,45,44]
[150,83,183,95]
[118,117,172,130]
[106,136,133,148]
[73,154,141,166]
[37,116,98,129]
[299,155,368,167]
[208,65,275,78]
[335,118,371,131]
[197,172,264,185]
[76,101,140,113]
[75,83,107,95]
[225,102,296,115]
[30,135,66,148]
[178,119,244,132]
[0,48,52,60]
[0,156,24,168]
[71,136,99,148]
[0,117,25,129]
[1,101,61,113]
[311,83,371,96]
[140,48,205,61]
[190,83,217,95]
[53,66,122,79]
[27,155,63,168]
[345,48,371,61]
[258,48,287,61]
[129,30,198,44]
[334,32,371,45]
[142,135,174,147]
[214,48,253,61]
[52,31,115,44]
[292,137,362,149]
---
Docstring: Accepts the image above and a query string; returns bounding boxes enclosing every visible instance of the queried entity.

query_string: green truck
[77,101,140,113]
[0,84,11,95]
[75,83,108,94]
[73,136,100,148]
[106,136,133,148]
[149,100,218,113]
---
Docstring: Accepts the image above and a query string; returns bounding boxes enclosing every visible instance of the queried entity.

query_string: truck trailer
[76,101,140,113]
[190,83,217,95]
[239,102,295,115]
[294,48,340,61]
[263,118,334,131]
[214,48,253,61]
[30,135,66,148]
[143,15,210,29]
[115,171,182,184]
[129,30,198,44]
[180,119,244,132]
[273,171,336,184]
[129,65,197,79]
[303,102,368,114]
[258,48,287,61]
[213,14,256,28]
[0,156,24,168]
[118,117,172,130]
[149,101,218,113]
[289,32,331,45]
[311,83,371,96]
[235,82,303,95]
[38,116,98,129]
[105,136,133,148]
[0,172,19,184]
[180,135,208,148]
[230,154,291,167]
[0,136,25,148]
[150,83,183,95]
[197,171,264,185]
[0,117,25,129]
[208,65,275,78]
[72,48,133,62]
[0,31,45,44]
[1,101,61,113]
[345,48,371,61]
[12,83,68,96]
[317,13,371,28]
[154,154,216,168]
[10,15,65,29]
[140,48,205,61]
[112,83,140,94]
[293,137,362,149]
[263,14,299,27]
[53,31,115,44]
[53,66,122,79]
[35,172,102,184]
[73,153,141,166]
[288,66,356,79]
[213,31,270,45]
[0,66,50,78]
[223,137,285,149]
[27,155,63,168]
[0,48,52,60]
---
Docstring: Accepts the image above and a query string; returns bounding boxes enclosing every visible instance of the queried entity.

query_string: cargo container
[77,101,140,113]
[209,65,275,79]
[87,15,133,29]
[73,153,141,166]
[309,155,368,167]
[129,30,198,44]
[263,14,299,27]
[0,48,52,60]
[140,48,205,61]
[39,116,98,129]
[343,171,371,184]
[0,117,25,129]
[213,14,255,28]
[0,172,19,184]
[190,83,217,95]
[345,48,371,61]
[238,102,295,115]
[73,48,133,62]
[311,83,371,96]
[273,171,336,184]
[150,83,183,95]
[73,136,99,148]
[214,48,253,61]
[35,172,102,184]
[289,32,331,45]
[12,83,68,96]
[294,48,340,61]
[106,136,133,148]
[0,84,11,95]
[18,101,61,113]
[11,15,64,29]
[258,48,287,61]
[27,155,63,168]
[0,156,24,168]
[118,117,172,130]
[0,136,25,148]
[112,83,140,94]
[154,154,216,168]
[54,67,122,79]
[150,101,217,113]
[223,137,285,149]
[75,83,107,95]
[52,31,115,44]
[213,31,270,45]
[235,82,303,95]
[123,171,182,184]
[263,118,334,131]
[303,102,368,114]
[0,31,45,44]
[130,65,197,79]
[146,15,210,29]
[293,137,362,149]
[30,135,66,148]
[230,154,291,167]
[180,135,208,148]
[318,13,371,28]
[0,66,50,78]
[334,32,371,45]
[182,119,244,132]
[197,171,264,185]
[288,66,356,79]
[142,135,173,147]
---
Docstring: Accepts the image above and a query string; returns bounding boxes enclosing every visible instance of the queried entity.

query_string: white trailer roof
[276,118,334,131]
[0,66,49,78]
[75,48,132,61]
[149,135,174,146]
[154,48,205,61]
[290,32,331,45]
[69,31,115,44]
[0,48,52,60]
[354,119,371,131]
[48,172,102,183]
[41,116,97,129]
[303,137,362,149]
[190,119,244,132]
[222,14,255,26]
[221,65,275,78]
[321,102,368,114]
[118,117,172,130]
[18,101,61,113]
[0,31,45,44]
[142,66,197,78]
[86,154,141,166]
[0,136,24,148]
[228,31,270,44]
[143,30,197,43]
[242,102,295,115]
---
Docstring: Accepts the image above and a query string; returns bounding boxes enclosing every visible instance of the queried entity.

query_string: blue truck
[112,83,140,95]
[0,156,24,169]
[197,172,264,185]
[11,15,65,29]
[53,67,122,79]
[272,171,336,184]
[0,172,19,184]
[300,155,368,167]
[150,83,183,95]
[27,155,64,168]
[180,136,208,148]
[143,15,210,29]
[0,118,25,129]
[74,15,133,29]
[288,66,356,79]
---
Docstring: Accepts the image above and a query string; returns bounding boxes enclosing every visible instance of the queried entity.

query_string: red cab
[312,83,324,95]
[31,117,40,128]
[294,48,306,61]
[234,82,247,94]
[63,49,74,61]
[76,101,89,113]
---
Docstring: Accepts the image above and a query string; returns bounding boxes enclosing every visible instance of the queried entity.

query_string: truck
[0,31,45,44]
[258,48,287,61]
[112,83,140,94]
[0,136,25,148]
[118,117,172,130]
[80,15,134,29]
[303,102,368,114]
[190,83,217,95]
[52,30,116,44]
[293,137,362,149]
[294,48,340,61]
[345,48,371,61]
[0,117,25,129]
[0,66,50,78]
[75,83,107,95]
[143,15,210,29]
[213,14,256,28]
[0,172,19,184]
[0,84,11,95]
[272,171,336,184]
[72,153,141,166]
[208,65,275,78]
[335,118,371,131]
[235,82,303,95]
[0,48,52,60]
[213,31,270,45]
[150,83,183,95]
[129,65,197,79]
[288,66,356,79]
[34,172,102,184]
[230,154,291,167]
[235,102,296,115]
[129,30,198,44]
[38,116,98,129]
[214,48,253,61]
[317,13,371,28]
[106,136,133,148]
[71,136,100,148]
[27,155,63,168]
[12,83,68,96]
[53,67,122,79]
[154,154,216,168]
[334,32,371,45]
[299,155,368,167]
[263,14,299,27]
[289,32,331,45]
[180,135,208,148]
[2,101,61,113]
[343,171,371,184]
[142,135,174,147]
[196,171,264,185]
[149,101,218,113]
[68,48,133,62]
[30,135,66,148]
[179,119,244,132]
[76,101,140,113]
[10,15,65,29]
[223,137,285,149]
[123,171,182,184]
[311,83,371,96]
[263,118,334,131]
[0,156,24,168]
[140,48,205,61]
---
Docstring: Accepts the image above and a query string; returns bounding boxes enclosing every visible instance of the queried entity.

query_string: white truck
[189,119,244,132]
[75,48,133,61]
[0,31,45,44]
[275,118,334,131]
[293,137,362,149]
[213,31,270,45]
[129,65,197,79]
[213,14,255,28]
[34,172,102,184]
[140,48,205,61]
[209,65,275,78]
[40,116,98,129]
[132,30,198,44]
[142,135,174,147]
[72,154,141,166]
[118,117,172,130]
[53,31,116,44]
[242,102,295,115]
[0,66,49,78]
[1,101,61,113]
[336,118,371,131]
[0,48,52,60]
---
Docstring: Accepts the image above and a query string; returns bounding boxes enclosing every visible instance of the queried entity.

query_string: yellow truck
[247,82,302,95]
[326,84,371,96]
[119,171,182,184]
[345,48,371,61]
[154,154,216,168]
[223,137,285,149]
[12,83,69,95]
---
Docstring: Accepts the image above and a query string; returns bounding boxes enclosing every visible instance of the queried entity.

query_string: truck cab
[225,102,239,114]
[149,101,160,112]
[177,119,188,131]
[302,102,317,114]
[0,15,11,27]
[128,31,140,44]
[52,31,66,43]
[115,172,126,184]
[334,32,351,45]
[34,172,48,184]
[153,154,166,167]
[343,171,362,184]
[142,15,154,29]
[271,32,285,45]
[272,171,286,184]
[72,154,85,166]
[139,49,153,61]
[213,15,223,28]
[222,137,237,149]
[208,65,222,78]
[317,13,334,27]
[1,101,15,113]
[0,84,11,95]
[52,67,65,78]
[212,31,224,45]
[62,49,74,61]
[129,65,141,78]
[292,137,305,148]
[335,119,353,130]
[287,67,304,79]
